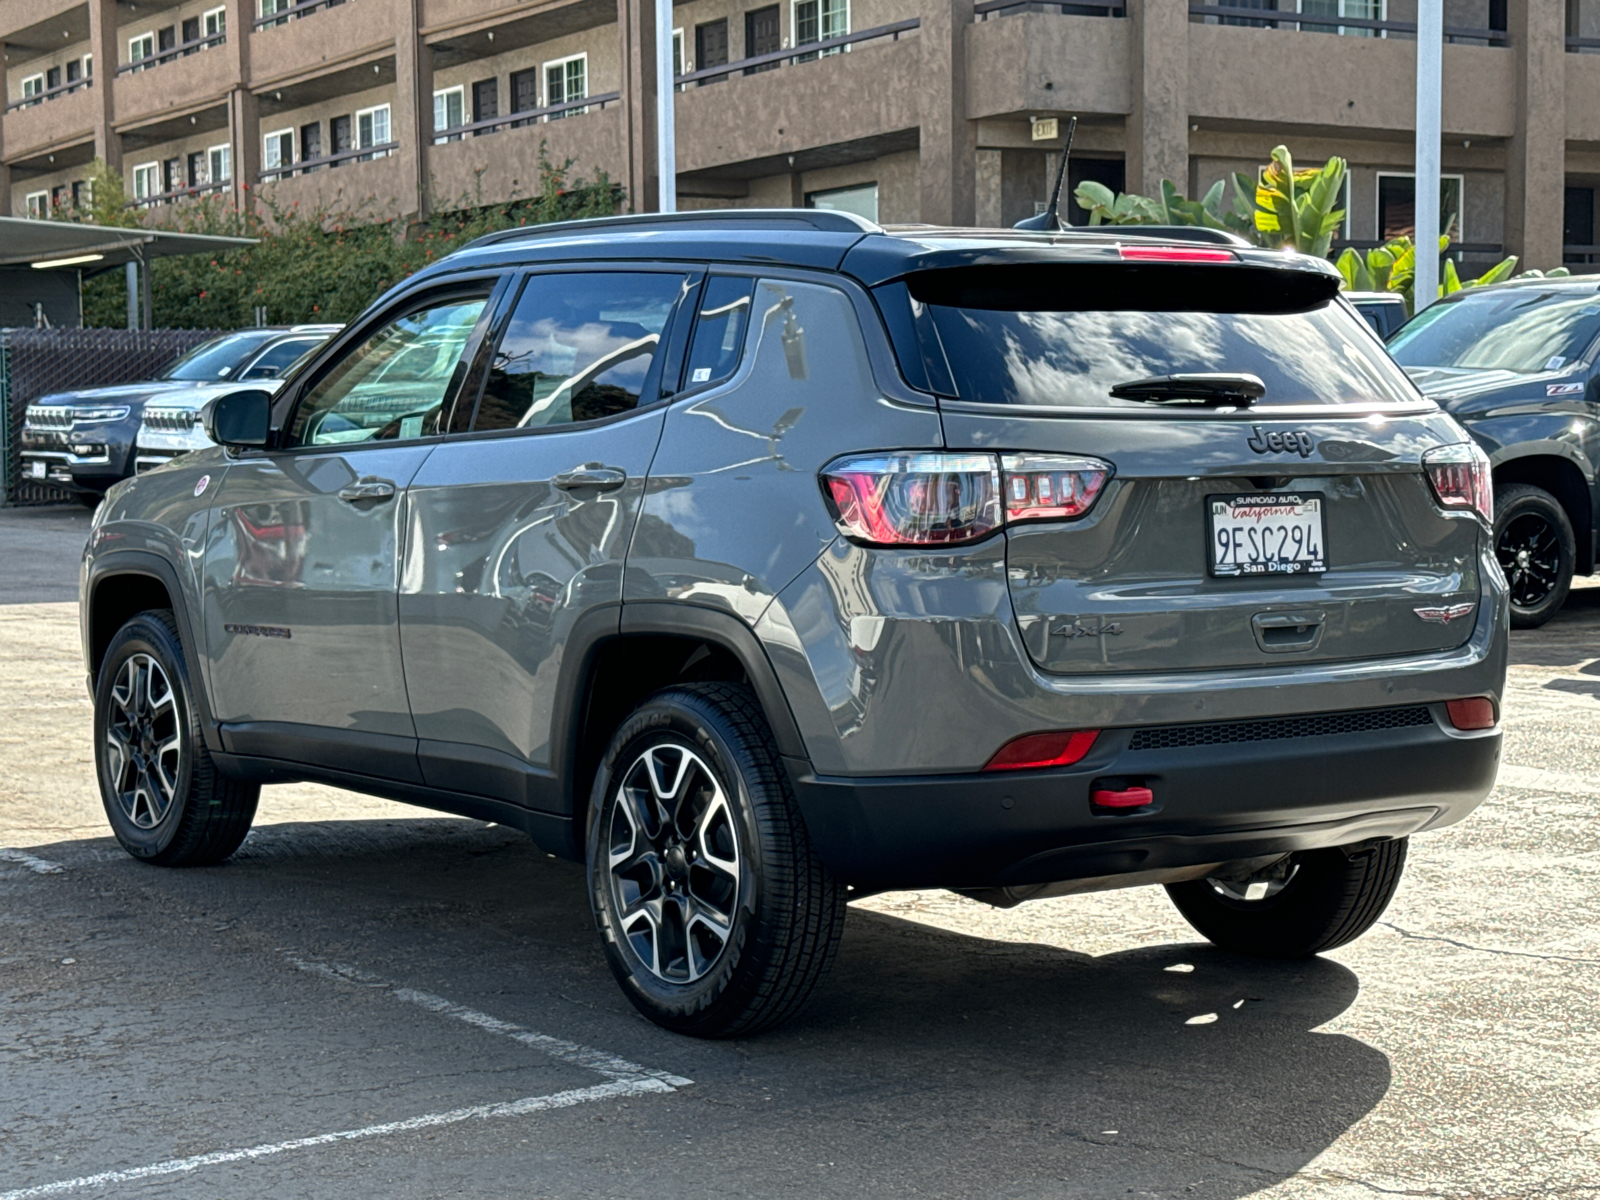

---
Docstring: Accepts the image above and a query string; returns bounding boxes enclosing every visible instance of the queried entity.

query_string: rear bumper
[785,704,1500,890]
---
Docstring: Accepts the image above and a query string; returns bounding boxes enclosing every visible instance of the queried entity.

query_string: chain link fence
[1,328,222,505]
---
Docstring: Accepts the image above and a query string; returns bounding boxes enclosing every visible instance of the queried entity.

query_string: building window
[208,143,232,185]
[433,85,465,143]
[128,32,155,69]
[544,53,587,118]
[131,163,161,204]
[259,0,294,26]
[25,191,49,219]
[794,0,848,57]
[806,182,877,222]
[82,54,92,79]
[202,6,226,39]
[1298,0,1384,37]
[264,128,295,175]
[355,104,391,158]
[19,73,44,106]
[51,184,70,210]
[673,27,685,75]
[1377,173,1464,243]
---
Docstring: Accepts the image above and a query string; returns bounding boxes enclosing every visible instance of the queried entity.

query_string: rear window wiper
[1109,373,1266,406]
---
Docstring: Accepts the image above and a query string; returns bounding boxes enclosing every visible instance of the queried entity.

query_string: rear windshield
[1388,287,1600,374]
[907,266,1419,408]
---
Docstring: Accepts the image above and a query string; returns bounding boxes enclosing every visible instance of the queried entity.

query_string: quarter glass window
[473,273,686,431]
[291,298,487,446]
[683,276,755,389]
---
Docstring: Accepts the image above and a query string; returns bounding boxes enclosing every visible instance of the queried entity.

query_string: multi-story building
[0,0,1595,272]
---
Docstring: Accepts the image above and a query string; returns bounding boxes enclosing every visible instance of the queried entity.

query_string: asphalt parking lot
[1,504,1597,1199]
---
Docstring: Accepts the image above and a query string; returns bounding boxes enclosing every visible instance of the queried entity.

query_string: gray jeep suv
[81,212,1507,1037]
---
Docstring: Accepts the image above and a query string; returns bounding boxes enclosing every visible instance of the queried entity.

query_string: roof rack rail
[463,207,880,252]
[1099,225,1253,247]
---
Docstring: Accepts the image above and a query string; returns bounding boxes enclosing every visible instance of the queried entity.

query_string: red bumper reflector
[1092,786,1154,809]
[984,729,1100,772]
[1445,697,1497,731]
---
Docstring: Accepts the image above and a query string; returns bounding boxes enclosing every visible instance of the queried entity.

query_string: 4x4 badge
[1051,619,1123,639]
[1413,603,1475,624]
[1247,426,1315,457]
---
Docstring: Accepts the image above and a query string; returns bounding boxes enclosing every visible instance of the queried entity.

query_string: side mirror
[204,388,274,448]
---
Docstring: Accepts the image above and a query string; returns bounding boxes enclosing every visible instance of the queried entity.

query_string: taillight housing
[820,452,1112,547]
[1118,244,1236,263]
[1422,442,1493,525]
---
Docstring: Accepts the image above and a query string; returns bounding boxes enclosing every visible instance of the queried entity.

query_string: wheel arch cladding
[1493,453,1594,573]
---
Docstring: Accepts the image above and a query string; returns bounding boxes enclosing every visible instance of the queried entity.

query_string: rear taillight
[1445,697,1497,731]
[821,452,1112,547]
[1002,454,1111,522]
[1118,244,1236,263]
[985,730,1100,771]
[1423,442,1493,525]
[821,453,1001,547]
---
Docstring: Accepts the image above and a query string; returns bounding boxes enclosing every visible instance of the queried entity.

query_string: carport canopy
[0,216,256,329]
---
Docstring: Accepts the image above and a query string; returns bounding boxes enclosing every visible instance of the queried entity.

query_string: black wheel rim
[1496,512,1563,610]
[105,653,183,829]
[606,743,742,984]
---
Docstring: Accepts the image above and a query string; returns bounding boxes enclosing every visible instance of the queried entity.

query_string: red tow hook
[1092,785,1155,810]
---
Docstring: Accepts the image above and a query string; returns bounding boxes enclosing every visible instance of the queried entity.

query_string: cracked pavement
[0,505,1597,1199]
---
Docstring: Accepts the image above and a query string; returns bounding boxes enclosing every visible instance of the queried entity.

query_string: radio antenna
[1014,115,1077,232]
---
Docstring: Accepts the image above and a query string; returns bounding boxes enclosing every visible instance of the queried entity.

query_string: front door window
[290,296,488,446]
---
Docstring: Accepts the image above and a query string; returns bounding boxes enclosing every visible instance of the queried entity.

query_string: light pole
[656,0,676,213]
[1413,1,1442,312]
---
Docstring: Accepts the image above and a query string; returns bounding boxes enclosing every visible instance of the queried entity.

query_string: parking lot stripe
[0,1079,665,1200]
[0,848,64,875]
[285,955,694,1088]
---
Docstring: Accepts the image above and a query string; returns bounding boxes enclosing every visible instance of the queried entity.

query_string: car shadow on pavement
[14,817,1389,1195]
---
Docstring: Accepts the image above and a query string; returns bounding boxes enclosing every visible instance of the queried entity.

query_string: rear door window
[470,271,688,432]
[907,264,1420,409]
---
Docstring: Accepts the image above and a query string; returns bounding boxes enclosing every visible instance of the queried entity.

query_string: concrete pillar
[88,0,121,173]
[618,0,660,212]
[225,0,255,211]
[918,0,976,225]
[394,0,431,223]
[0,162,11,217]
[1125,0,1188,198]
[1505,1,1565,270]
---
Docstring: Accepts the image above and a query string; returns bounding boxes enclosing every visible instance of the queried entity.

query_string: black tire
[587,683,845,1038]
[1165,839,1407,958]
[1494,483,1575,629]
[93,609,259,866]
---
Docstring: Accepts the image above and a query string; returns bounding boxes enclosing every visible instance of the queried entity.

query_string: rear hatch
[892,248,1485,675]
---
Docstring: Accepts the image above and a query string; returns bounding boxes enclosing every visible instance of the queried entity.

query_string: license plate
[1209,493,1327,576]
[28,461,45,479]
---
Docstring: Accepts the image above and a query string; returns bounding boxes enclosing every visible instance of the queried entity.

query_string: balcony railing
[131,180,231,209]
[4,77,93,113]
[1333,237,1505,259]
[253,0,346,32]
[419,93,621,150]
[116,32,228,75]
[257,140,400,182]
[674,18,919,86]
[1563,245,1600,264]
[1187,4,1508,45]
[974,1,1122,19]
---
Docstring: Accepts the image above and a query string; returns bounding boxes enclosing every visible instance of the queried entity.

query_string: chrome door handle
[553,464,627,492]
[338,477,397,504]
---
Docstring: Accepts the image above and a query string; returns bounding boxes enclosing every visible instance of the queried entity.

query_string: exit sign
[1031,117,1059,141]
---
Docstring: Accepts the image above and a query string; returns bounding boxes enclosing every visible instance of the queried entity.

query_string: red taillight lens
[984,729,1099,771]
[1001,454,1112,523]
[1422,442,1493,525]
[1446,697,1497,730]
[821,453,1001,547]
[1118,244,1236,263]
[821,452,1111,546]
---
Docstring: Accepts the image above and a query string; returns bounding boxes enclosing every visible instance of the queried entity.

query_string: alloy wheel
[606,743,742,983]
[1497,512,1562,610]
[104,653,183,830]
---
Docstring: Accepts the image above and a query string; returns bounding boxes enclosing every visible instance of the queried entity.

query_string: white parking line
[0,848,64,875]
[0,1080,662,1200]
[2,953,692,1198]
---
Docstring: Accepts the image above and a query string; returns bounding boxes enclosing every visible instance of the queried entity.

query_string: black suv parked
[82,213,1506,1036]
[1390,277,1600,626]
[21,326,338,502]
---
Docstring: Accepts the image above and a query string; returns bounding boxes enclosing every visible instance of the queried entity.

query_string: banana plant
[1337,233,1556,314]
[1252,146,1347,258]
